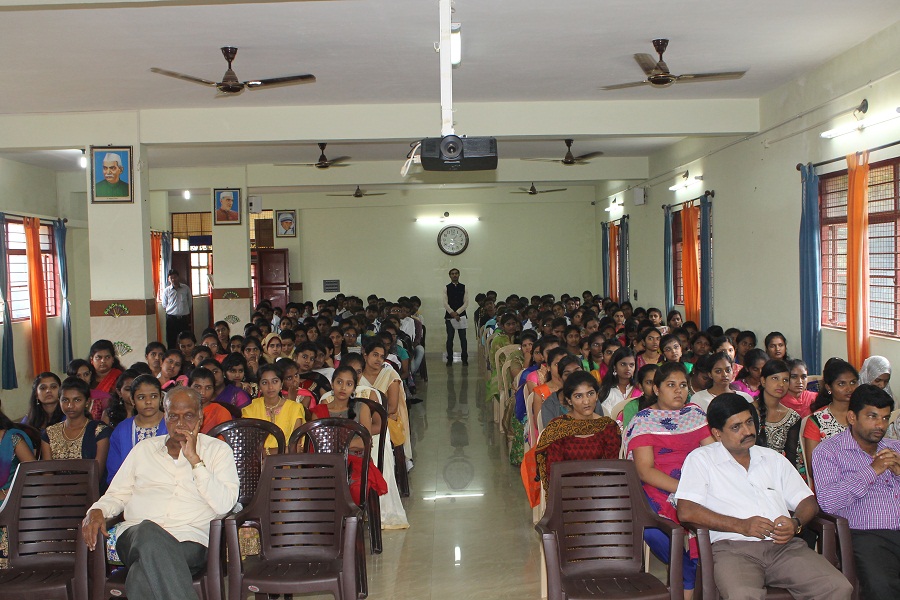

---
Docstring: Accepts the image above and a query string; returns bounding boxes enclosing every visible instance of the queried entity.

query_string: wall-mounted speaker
[248,195,262,214]
[632,188,646,206]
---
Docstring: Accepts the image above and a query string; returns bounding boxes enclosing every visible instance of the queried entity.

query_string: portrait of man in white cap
[276,210,296,237]
[214,190,239,223]
[94,150,130,199]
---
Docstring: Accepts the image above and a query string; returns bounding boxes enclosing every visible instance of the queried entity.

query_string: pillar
[212,187,252,333]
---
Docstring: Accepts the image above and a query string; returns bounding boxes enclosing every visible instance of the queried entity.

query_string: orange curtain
[23,217,50,374]
[681,206,701,325]
[846,151,870,368]
[608,223,619,303]
[151,231,163,343]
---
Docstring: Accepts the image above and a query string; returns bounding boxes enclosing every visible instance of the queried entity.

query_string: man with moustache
[813,384,900,600]
[675,393,852,600]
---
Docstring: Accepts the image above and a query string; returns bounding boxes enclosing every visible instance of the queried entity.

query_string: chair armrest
[89,530,108,600]
[642,515,684,600]
[695,529,717,600]
[816,512,859,595]
[205,519,224,600]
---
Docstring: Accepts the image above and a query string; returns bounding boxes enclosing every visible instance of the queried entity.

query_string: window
[250,210,273,249]
[670,207,709,308]
[820,156,900,335]
[171,212,213,297]
[0,220,58,323]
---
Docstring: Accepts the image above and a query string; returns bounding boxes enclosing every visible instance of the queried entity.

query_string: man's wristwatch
[792,517,802,534]
[192,460,206,470]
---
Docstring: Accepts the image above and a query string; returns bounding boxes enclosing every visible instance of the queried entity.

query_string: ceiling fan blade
[656,59,670,74]
[245,74,316,89]
[600,80,650,91]
[321,163,351,168]
[362,192,387,196]
[150,67,217,87]
[574,151,604,161]
[520,157,564,162]
[325,156,351,166]
[634,53,658,76]
[510,191,533,194]
[676,71,746,83]
[536,188,568,194]
[325,193,355,197]
[274,162,317,167]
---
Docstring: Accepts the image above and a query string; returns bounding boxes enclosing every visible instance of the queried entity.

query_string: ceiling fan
[276,143,351,168]
[522,139,603,166]
[511,183,568,195]
[601,39,746,90]
[150,46,316,96]
[326,186,386,198]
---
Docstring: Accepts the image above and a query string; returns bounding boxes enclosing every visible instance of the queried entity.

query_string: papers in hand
[451,316,468,330]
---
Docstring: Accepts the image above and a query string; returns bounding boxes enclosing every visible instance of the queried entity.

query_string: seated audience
[106,374,168,484]
[616,363,658,428]
[859,355,892,396]
[635,327,662,369]
[158,349,188,391]
[241,364,306,454]
[734,330,757,365]
[1,402,35,500]
[675,393,852,600]
[764,331,790,361]
[755,360,805,479]
[359,338,412,466]
[102,369,140,427]
[803,359,859,484]
[189,367,232,434]
[531,348,571,433]
[82,387,239,600]
[23,371,63,430]
[89,339,125,420]
[732,348,768,398]
[782,358,817,418]
[219,352,255,405]
[660,333,693,374]
[812,384,900,600]
[144,341,165,377]
[41,377,112,478]
[689,352,753,412]
[539,356,589,426]
[597,346,640,416]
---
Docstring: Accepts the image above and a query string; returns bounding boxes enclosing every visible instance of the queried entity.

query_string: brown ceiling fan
[522,139,603,166]
[511,183,567,195]
[601,39,746,90]
[276,143,351,168]
[326,186,386,198]
[150,46,316,96]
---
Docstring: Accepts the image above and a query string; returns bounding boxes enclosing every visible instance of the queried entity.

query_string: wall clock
[437,225,469,256]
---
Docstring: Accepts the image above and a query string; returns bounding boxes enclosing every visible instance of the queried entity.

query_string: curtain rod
[606,214,630,225]
[0,211,67,225]
[796,139,900,171]
[661,190,714,211]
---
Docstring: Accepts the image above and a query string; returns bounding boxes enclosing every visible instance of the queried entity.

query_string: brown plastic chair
[806,512,860,600]
[207,418,287,507]
[355,396,388,554]
[535,459,684,600]
[0,459,102,600]
[224,453,361,600]
[696,514,846,600]
[370,388,411,498]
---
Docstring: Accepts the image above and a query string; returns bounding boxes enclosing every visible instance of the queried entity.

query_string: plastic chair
[0,459,102,600]
[815,512,860,599]
[207,418,287,506]
[536,459,684,600]
[224,454,361,600]
[798,414,814,489]
[353,397,388,554]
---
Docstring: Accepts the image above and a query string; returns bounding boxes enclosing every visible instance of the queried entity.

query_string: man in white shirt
[675,393,852,600]
[82,387,239,600]
[163,269,192,350]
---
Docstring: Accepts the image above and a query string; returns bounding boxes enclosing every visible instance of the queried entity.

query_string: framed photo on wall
[275,210,297,238]
[91,145,133,203]
[213,188,241,225]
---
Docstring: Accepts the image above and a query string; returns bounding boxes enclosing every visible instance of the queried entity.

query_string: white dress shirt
[674,442,813,544]
[163,283,192,317]
[90,434,239,546]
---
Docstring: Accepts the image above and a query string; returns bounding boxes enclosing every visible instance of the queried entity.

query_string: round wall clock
[437,225,469,256]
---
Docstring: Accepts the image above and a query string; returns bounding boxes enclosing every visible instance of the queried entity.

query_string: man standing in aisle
[443,268,468,366]
[163,269,192,349]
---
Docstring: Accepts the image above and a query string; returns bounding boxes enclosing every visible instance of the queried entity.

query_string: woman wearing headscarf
[860,356,899,439]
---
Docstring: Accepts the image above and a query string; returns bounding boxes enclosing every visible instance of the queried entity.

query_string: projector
[420,135,498,171]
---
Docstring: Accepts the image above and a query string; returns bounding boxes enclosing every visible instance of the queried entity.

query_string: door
[256,248,290,311]
[171,251,194,332]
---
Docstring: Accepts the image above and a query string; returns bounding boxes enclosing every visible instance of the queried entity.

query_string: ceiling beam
[0,0,323,11]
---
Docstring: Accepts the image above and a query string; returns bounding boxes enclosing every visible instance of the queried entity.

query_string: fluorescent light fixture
[821,107,900,139]
[415,216,479,225]
[79,150,87,169]
[605,198,622,212]
[182,190,191,200]
[454,546,461,563]
[422,492,485,501]
[450,23,461,66]
[669,171,703,191]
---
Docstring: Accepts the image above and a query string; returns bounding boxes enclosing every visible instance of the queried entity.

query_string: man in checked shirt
[813,384,900,600]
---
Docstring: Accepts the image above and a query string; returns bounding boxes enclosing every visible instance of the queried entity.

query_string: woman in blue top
[105,374,167,485]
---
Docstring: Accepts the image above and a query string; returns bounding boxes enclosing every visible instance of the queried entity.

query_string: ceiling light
[821,107,900,138]
[450,23,462,66]
[422,492,484,501]
[605,198,622,212]
[669,171,703,191]
[79,149,87,169]
[183,190,191,200]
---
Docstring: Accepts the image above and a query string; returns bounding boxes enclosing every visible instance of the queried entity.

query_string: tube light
[450,23,461,66]
[821,107,900,139]
[669,175,703,191]
[605,198,622,212]
[79,150,87,169]
[416,216,479,225]
[183,190,191,200]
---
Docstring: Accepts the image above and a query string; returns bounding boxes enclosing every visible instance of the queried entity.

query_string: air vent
[323,280,341,293]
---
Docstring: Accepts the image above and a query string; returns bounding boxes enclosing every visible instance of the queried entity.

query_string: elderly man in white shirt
[675,393,852,600]
[82,387,239,600]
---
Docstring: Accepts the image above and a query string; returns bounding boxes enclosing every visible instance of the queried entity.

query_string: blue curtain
[54,220,73,369]
[161,231,173,281]
[600,223,610,298]
[0,214,17,389]
[618,218,629,302]
[799,164,822,374]
[663,206,674,313]
[699,195,713,330]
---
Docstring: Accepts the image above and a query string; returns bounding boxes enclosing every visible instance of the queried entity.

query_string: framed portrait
[91,146,134,203]
[275,209,297,238]
[213,188,242,225]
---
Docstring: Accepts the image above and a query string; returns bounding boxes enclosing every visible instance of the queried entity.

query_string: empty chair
[224,453,361,600]
[0,459,102,600]
[207,418,287,507]
[536,459,684,600]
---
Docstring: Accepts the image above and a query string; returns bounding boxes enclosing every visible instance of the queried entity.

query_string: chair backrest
[524,391,536,447]
[540,459,654,578]
[0,459,99,568]
[798,414,813,488]
[354,396,388,472]
[608,398,632,424]
[288,418,373,508]
[207,418,286,506]
[249,453,358,562]
[890,408,900,426]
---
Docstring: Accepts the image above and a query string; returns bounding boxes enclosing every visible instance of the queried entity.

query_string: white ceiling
[0,0,898,171]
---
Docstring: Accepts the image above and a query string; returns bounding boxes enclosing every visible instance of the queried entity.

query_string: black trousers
[851,529,900,600]
[445,318,467,361]
[166,314,191,349]
[117,520,207,600]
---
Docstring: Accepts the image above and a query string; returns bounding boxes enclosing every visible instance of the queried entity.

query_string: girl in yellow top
[241,364,306,453]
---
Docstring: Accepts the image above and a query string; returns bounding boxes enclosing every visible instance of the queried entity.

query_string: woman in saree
[487,313,519,407]
[625,361,714,598]
[88,340,125,421]
[507,330,537,466]
[359,338,413,466]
